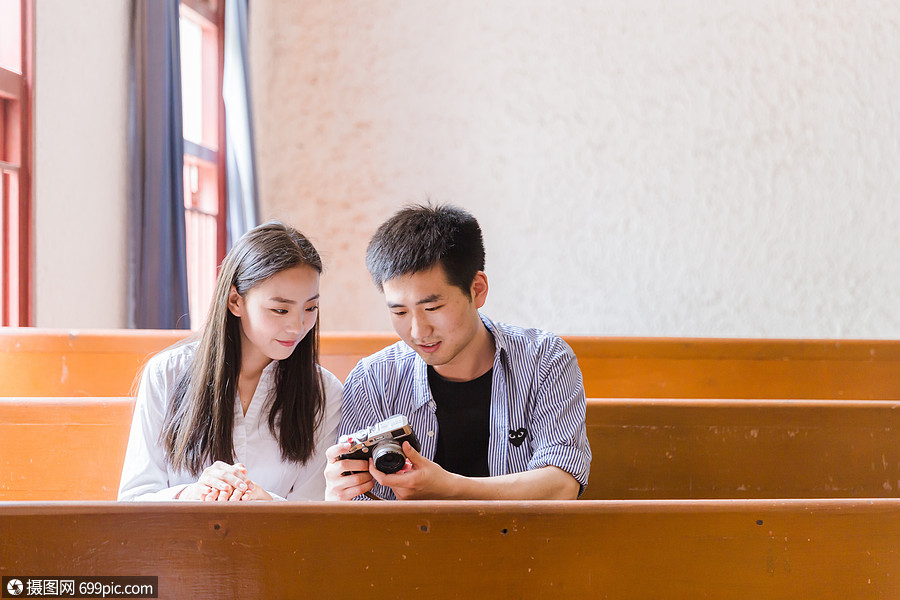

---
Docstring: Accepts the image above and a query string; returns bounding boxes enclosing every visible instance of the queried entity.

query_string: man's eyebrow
[387,293,442,309]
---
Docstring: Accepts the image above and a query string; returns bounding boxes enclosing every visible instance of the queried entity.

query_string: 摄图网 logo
[6,579,23,596]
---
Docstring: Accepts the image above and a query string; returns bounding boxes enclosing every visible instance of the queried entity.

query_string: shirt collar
[478,311,509,365]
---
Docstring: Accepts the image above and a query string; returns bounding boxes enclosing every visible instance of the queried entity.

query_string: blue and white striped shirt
[338,313,591,499]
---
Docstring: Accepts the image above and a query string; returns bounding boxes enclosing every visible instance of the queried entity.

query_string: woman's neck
[239,340,273,381]
[237,346,273,415]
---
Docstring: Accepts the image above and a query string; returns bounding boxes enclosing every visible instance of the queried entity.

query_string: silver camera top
[337,414,421,474]
[339,414,412,452]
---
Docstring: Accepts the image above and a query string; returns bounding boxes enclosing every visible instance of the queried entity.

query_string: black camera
[338,414,421,474]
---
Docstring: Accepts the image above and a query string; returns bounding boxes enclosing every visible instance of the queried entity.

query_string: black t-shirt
[427,365,492,478]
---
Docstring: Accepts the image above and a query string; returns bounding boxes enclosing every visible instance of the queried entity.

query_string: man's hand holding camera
[325,413,580,501]
[325,439,457,500]
[325,414,428,501]
[368,441,459,500]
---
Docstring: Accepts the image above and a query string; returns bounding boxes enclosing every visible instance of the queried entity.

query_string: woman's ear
[227,286,243,317]
[471,271,489,309]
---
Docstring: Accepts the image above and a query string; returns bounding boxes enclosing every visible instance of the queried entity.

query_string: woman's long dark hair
[161,221,326,476]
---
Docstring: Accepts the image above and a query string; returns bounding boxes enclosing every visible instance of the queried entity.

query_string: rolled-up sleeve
[525,339,592,495]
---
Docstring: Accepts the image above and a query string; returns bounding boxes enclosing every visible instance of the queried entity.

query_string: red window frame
[0,0,33,326]
[180,0,226,328]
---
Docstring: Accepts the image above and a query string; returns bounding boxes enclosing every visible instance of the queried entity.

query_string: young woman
[118,221,342,501]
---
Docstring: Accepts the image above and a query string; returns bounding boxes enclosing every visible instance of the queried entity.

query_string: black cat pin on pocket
[508,427,527,447]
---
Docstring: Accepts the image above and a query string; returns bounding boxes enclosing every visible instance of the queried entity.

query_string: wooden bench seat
[2,499,898,598]
[4,328,900,398]
[4,397,899,501]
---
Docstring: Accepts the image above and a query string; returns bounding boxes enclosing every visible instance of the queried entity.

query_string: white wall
[33,0,129,328]
[30,1,900,336]
[250,0,900,337]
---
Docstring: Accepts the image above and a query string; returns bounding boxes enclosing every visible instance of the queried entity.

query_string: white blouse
[118,342,342,501]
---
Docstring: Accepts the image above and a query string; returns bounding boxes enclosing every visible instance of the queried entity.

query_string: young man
[324,204,590,500]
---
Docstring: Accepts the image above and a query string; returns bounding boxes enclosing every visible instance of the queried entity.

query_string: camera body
[338,414,421,474]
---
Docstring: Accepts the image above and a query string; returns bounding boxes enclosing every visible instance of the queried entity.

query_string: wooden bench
[0,328,397,396]
[0,329,187,397]
[567,336,900,399]
[3,329,900,398]
[0,398,135,501]
[5,396,900,502]
[2,500,898,598]
[581,398,900,500]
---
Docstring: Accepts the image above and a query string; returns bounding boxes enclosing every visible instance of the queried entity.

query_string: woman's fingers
[199,461,251,492]
[239,480,274,501]
[185,463,258,501]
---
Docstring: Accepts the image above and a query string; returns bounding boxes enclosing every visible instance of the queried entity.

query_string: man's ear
[227,286,242,317]
[471,271,489,309]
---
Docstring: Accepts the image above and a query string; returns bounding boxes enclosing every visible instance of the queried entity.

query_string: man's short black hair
[366,203,486,296]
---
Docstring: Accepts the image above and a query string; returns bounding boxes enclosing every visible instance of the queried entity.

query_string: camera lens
[373,441,406,474]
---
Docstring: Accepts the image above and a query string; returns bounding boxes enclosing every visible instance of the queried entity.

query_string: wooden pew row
[2,500,898,599]
[583,398,900,499]
[568,336,900,400]
[0,328,396,397]
[4,397,899,501]
[0,398,135,501]
[4,328,900,398]
[0,329,186,397]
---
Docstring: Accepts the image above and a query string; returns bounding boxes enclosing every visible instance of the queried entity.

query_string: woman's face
[228,264,320,370]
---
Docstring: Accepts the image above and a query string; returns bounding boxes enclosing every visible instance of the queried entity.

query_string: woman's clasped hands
[178,461,273,501]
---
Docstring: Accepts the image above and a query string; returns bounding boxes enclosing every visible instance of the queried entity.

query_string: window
[0,0,33,326]
[180,0,225,328]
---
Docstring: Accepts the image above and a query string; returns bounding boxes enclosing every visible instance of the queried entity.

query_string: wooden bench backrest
[0,329,398,397]
[0,329,189,397]
[2,500,898,599]
[4,396,899,502]
[568,336,900,399]
[581,398,900,499]
[0,398,135,501]
[4,329,900,398]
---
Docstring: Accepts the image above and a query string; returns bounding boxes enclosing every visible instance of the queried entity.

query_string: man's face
[382,264,487,379]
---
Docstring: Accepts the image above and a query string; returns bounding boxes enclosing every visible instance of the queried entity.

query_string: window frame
[0,0,34,327]
[180,0,226,327]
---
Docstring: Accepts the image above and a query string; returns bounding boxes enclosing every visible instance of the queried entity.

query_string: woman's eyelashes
[269,303,316,316]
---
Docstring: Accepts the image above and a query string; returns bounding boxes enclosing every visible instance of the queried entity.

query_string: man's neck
[433,321,495,382]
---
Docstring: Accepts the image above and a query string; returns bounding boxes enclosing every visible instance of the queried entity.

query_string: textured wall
[250,1,900,337]
[34,0,130,328]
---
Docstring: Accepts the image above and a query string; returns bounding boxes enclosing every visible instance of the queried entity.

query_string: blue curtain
[127,0,191,329]
[224,0,260,248]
